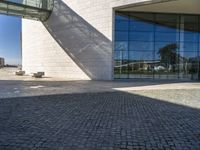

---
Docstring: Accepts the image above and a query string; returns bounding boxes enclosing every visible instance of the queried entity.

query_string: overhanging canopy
[116,0,200,15]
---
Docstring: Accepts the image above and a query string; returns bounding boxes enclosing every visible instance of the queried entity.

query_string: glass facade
[0,0,54,21]
[114,12,200,80]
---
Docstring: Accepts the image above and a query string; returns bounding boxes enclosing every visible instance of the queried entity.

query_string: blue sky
[0,14,21,65]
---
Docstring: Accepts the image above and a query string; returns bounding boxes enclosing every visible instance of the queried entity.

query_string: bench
[32,72,45,78]
[15,71,25,76]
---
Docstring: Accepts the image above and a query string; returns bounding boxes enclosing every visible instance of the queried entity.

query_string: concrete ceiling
[117,0,200,15]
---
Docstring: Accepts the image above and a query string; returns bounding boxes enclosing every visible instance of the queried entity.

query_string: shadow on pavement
[0,91,199,149]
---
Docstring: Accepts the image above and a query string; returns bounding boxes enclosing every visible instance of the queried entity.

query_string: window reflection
[155,32,179,42]
[181,32,198,42]
[155,23,179,33]
[115,31,128,41]
[129,41,154,51]
[115,20,129,31]
[115,42,128,51]
[114,12,200,80]
[129,21,154,31]
[129,32,154,41]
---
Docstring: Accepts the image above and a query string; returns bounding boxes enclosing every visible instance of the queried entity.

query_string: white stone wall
[22,19,90,80]
[22,0,150,80]
[61,0,150,40]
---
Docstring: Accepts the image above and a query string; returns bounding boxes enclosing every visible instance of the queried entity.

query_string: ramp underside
[0,0,53,21]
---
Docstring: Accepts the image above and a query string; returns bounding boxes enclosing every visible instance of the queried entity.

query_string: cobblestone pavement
[0,91,200,150]
[127,89,200,109]
[0,79,200,99]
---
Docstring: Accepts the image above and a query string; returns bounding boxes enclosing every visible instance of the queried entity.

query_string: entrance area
[114,12,200,80]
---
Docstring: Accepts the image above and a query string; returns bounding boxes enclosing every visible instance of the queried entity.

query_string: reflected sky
[115,12,200,61]
[114,12,200,80]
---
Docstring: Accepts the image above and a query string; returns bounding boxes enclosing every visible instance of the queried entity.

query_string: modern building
[0,57,5,68]
[0,0,200,80]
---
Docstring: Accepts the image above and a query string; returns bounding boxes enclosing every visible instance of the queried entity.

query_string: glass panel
[114,60,129,79]
[155,42,179,55]
[115,42,128,51]
[5,0,54,10]
[128,51,154,78]
[129,51,154,61]
[115,31,128,41]
[156,14,179,23]
[115,12,129,21]
[115,12,200,80]
[178,51,199,79]
[114,51,129,60]
[115,20,129,31]
[129,32,154,41]
[129,13,154,22]
[130,21,154,31]
[180,32,199,42]
[155,32,179,42]
[129,41,154,51]
[155,22,179,33]
[180,43,198,51]
[180,23,199,32]
[181,15,198,24]
[0,0,54,21]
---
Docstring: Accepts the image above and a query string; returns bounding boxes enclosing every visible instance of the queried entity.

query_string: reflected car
[154,66,165,71]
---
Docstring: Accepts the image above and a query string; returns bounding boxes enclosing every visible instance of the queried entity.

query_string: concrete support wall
[22,0,150,80]
[22,19,89,80]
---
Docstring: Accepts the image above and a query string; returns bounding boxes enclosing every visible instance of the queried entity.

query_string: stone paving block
[0,91,200,149]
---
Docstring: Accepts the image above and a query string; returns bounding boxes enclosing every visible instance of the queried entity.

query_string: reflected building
[0,0,199,80]
[114,12,200,80]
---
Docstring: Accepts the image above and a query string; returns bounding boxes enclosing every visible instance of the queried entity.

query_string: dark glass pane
[180,23,199,32]
[155,42,179,54]
[199,32,200,44]
[129,32,154,41]
[156,14,179,23]
[114,60,129,78]
[115,41,128,51]
[181,15,198,24]
[114,12,200,80]
[155,42,180,76]
[178,51,198,59]
[115,31,128,41]
[129,51,154,61]
[155,22,179,33]
[153,61,175,79]
[115,20,129,31]
[180,42,198,51]
[178,51,199,80]
[180,32,198,42]
[114,51,121,60]
[155,32,179,42]
[128,51,154,78]
[115,12,129,21]
[129,41,154,51]
[128,62,153,78]
[114,51,128,60]
[129,13,154,22]
[130,20,154,31]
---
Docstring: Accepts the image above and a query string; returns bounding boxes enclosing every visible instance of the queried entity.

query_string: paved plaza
[0,68,200,149]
